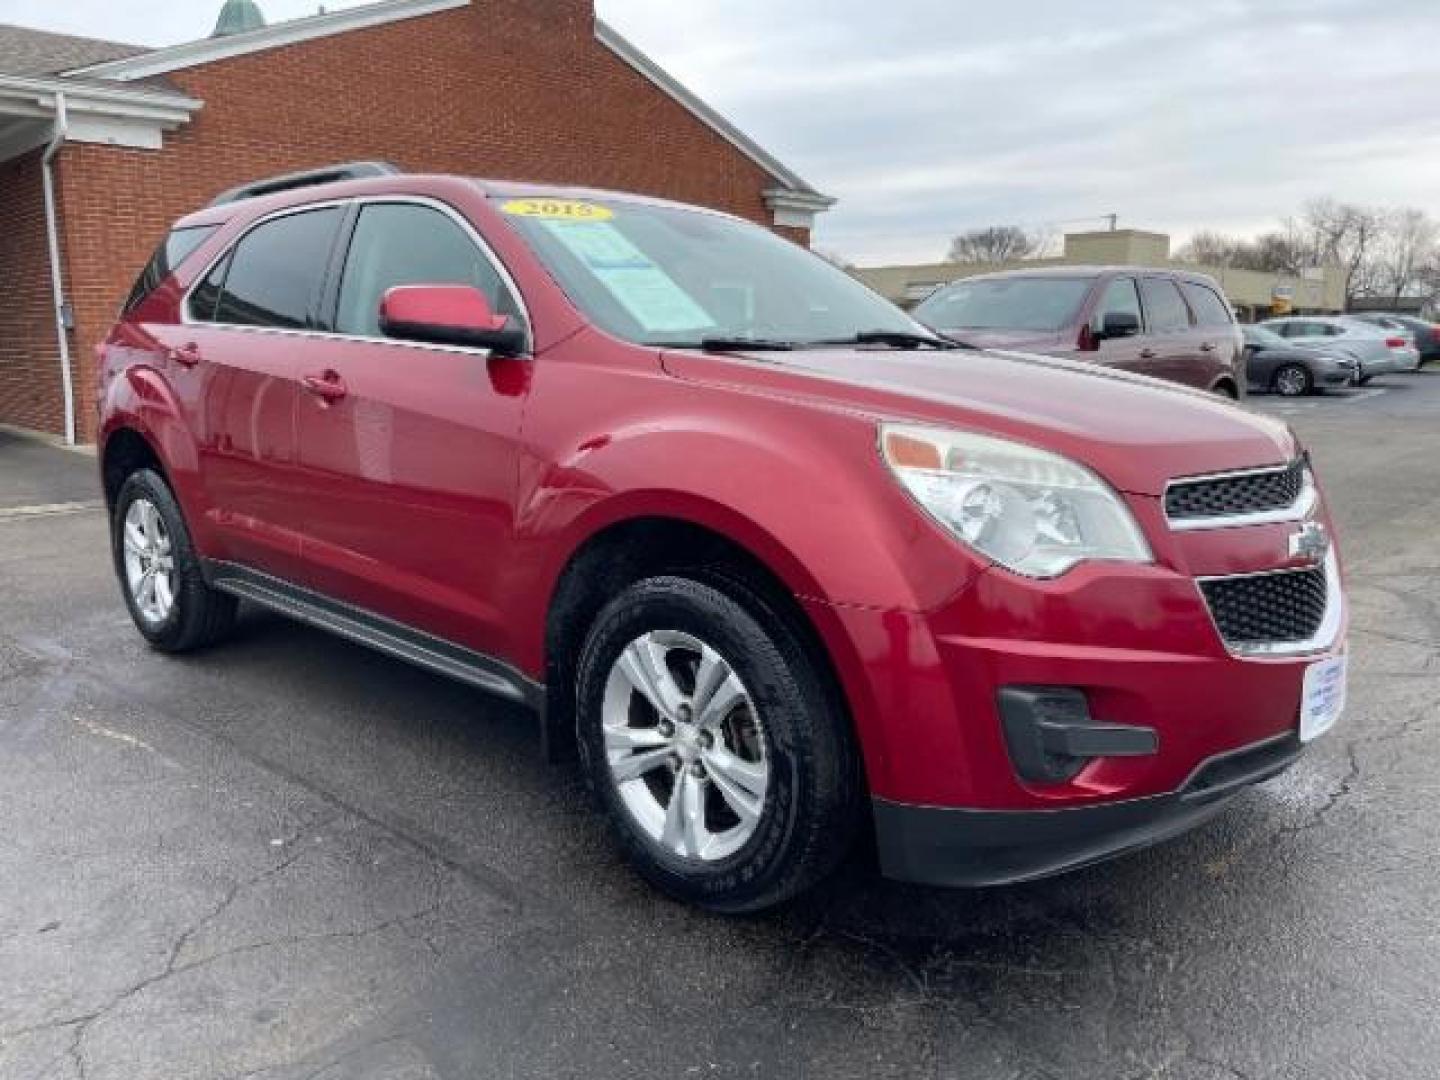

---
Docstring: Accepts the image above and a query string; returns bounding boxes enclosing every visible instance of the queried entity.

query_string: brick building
[0,0,833,442]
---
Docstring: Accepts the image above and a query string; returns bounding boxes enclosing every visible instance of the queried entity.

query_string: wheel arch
[1210,375,1240,399]
[537,512,863,787]
[98,363,208,542]
[100,425,169,510]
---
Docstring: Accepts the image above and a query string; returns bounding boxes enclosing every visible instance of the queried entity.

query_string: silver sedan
[1258,316,1412,384]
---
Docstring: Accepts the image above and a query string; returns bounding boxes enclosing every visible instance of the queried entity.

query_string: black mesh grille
[1200,567,1328,647]
[1166,460,1305,521]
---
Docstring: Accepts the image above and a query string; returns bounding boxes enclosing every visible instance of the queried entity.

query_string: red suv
[913,267,1247,397]
[99,165,1346,912]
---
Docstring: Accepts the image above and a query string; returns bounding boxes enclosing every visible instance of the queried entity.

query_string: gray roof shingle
[0,23,149,78]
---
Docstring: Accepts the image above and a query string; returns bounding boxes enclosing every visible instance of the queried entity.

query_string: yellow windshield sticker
[501,198,614,222]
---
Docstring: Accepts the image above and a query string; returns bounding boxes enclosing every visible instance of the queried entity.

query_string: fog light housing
[998,687,1159,784]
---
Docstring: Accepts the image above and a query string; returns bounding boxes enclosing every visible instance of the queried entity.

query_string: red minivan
[98,165,1345,912]
[913,267,1248,397]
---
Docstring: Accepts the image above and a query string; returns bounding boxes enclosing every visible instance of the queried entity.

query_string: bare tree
[1177,230,1247,266]
[1177,230,1304,274]
[1291,199,1387,304]
[947,226,1047,264]
[1374,208,1438,302]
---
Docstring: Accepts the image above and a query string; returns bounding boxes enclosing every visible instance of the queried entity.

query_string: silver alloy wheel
[122,498,177,625]
[1276,365,1309,397]
[602,630,769,862]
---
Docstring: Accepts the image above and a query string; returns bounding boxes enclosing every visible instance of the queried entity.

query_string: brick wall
[0,150,68,434]
[33,0,810,439]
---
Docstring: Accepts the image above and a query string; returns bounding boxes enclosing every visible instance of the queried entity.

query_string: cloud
[603,0,1440,263]
[6,0,1438,264]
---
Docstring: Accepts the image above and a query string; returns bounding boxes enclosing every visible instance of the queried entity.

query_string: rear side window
[194,207,343,329]
[334,202,522,338]
[123,225,219,313]
[1179,282,1233,328]
[1140,278,1191,333]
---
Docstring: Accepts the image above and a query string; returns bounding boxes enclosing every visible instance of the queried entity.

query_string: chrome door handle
[1200,342,1216,353]
[1139,348,1158,359]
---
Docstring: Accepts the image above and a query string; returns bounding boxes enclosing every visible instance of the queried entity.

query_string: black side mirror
[1100,311,1141,340]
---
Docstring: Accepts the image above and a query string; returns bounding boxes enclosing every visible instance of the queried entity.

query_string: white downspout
[41,91,75,446]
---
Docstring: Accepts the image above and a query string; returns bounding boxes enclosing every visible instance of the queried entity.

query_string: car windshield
[493,196,923,349]
[913,276,1095,332]
[1245,326,1288,348]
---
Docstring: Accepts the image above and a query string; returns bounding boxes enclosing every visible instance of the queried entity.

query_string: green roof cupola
[211,0,267,38]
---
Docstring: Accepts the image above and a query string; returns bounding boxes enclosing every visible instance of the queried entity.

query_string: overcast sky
[6,0,1440,264]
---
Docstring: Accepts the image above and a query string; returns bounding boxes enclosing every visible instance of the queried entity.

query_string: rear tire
[112,469,237,653]
[575,576,860,913]
[1272,363,1313,397]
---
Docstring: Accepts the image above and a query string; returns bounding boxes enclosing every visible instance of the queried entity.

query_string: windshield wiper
[691,336,796,352]
[813,330,965,351]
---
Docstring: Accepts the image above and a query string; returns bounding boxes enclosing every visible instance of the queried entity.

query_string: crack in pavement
[1264,701,1431,851]
[46,645,551,924]
[1,812,449,1080]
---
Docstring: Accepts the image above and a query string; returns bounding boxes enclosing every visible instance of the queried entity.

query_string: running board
[206,562,544,711]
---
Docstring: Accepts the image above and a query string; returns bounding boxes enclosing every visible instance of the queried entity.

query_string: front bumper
[805,494,1345,887]
[1313,359,1355,386]
[873,733,1302,887]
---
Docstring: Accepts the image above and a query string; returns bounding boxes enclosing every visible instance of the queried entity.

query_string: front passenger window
[335,203,522,339]
[1091,278,1142,333]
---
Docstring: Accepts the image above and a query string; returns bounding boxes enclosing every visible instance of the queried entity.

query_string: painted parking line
[1338,388,1388,404]
[0,500,105,521]
[1256,387,1389,413]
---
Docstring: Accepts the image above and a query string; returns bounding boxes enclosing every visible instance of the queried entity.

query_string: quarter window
[198,207,344,329]
[189,252,231,323]
[1139,278,1191,333]
[335,203,521,339]
[1179,282,1233,328]
[124,225,219,313]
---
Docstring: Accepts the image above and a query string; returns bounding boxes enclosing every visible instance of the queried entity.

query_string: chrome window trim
[1195,550,1343,659]
[1164,460,1315,532]
[179,193,533,357]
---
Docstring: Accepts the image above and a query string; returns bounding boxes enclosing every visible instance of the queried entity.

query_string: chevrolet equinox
[99,164,1347,912]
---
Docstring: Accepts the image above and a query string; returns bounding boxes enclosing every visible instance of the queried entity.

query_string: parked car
[1243,325,1354,396]
[99,166,1347,912]
[1259,315,1416,383]
[1350,312,1440,365]
[912,266,1246,397]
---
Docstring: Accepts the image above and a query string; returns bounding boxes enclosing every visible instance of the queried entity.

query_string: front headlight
[880,424,1152,578]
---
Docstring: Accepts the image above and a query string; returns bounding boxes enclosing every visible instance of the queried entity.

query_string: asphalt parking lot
[1,373,1438,1080]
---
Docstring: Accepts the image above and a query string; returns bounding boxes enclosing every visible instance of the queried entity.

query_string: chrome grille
[1165,460,1305,523]
[1199,566,1329,649]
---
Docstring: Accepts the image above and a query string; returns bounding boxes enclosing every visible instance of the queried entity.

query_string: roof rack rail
[208,161,402,207]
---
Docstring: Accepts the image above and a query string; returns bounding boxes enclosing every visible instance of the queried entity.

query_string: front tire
[1273,363,1313,397]
[575,576,860,913]
[112,469,237,652]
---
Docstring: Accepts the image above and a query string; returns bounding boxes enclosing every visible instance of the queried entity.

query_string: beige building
[854,229,1347,321]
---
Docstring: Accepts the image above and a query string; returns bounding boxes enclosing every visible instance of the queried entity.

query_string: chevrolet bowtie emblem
[1289,521,1330,562]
